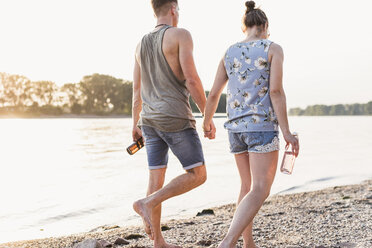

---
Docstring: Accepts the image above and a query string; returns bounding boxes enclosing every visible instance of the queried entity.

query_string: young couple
[131,1,300,247]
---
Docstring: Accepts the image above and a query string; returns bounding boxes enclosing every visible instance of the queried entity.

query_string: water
[0,116,371,243]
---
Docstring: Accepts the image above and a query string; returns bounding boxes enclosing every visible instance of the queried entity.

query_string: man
[131,0,215,247]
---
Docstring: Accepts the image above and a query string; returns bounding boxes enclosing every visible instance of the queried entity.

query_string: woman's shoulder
[224,39,281,58]
[224,42,240,60]
[224,42,247,57]
[226,42,241,52]
[227,39,276,50]
[268,42,283,55]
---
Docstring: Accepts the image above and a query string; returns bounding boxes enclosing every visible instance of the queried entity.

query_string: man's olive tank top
[139,25,195,132]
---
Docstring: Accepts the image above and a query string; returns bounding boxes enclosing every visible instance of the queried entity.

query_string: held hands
[283,132,300,157]
[132,126,143,142]
[202,119,216,140]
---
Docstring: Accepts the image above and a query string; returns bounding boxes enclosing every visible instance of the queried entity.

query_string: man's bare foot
[133,199,153,239]
[144,224,153,240]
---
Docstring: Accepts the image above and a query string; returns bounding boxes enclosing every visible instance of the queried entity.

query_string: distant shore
[1,179,371,248]
[0,113,229,119]
[0,114,132,119]
[1,114,371,119]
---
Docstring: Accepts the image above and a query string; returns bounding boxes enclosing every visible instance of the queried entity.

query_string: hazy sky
[1,0,371,108]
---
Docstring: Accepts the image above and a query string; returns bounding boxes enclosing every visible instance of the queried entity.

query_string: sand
[1,180,371,248]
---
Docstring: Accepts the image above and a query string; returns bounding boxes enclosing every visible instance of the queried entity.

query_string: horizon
[1,0,371,108]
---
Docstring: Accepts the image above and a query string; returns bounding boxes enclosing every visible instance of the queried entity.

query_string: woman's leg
[219,151,279,248]
[234,153,256,248]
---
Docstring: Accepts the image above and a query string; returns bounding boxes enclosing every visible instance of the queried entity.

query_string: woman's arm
[269,43,299,156]
[203,58,228,139]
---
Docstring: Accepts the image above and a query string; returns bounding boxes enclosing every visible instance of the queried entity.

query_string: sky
[0,0,371,108]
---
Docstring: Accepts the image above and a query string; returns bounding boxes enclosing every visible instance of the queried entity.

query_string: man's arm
[178,29,206,114]
[132,43,143,141]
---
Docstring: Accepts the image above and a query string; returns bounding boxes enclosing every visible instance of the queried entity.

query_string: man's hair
[151,0,178,17]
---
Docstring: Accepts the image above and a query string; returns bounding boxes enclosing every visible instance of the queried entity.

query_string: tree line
[0,72,227,117]
[2,72,371,117]
[289,102,372,116]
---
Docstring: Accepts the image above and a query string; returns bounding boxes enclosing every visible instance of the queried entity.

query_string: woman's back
[224,39,278,132]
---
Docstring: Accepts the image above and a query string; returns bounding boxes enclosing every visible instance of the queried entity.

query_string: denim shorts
[141,126,205,170]
[228,131,280,154]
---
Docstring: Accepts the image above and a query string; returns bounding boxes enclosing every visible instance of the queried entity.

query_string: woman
[203,1,300,247]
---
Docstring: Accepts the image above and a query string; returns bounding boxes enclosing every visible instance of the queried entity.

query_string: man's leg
[146,168,166,241]
[133,127,206,243]
[146,168,180,248]
[133,165,207,237]
[134,126,169,240]
[148,165,206,206]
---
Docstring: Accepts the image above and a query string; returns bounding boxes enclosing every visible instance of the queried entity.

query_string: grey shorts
[228,131,280,154]
[141,126,205,170]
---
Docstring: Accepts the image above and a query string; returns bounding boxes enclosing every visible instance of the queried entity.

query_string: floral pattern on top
[224,39,278,132]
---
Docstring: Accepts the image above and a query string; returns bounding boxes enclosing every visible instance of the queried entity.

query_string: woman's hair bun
[245,1,256,12]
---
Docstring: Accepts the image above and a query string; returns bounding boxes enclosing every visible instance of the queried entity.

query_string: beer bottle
[127,137,144,155]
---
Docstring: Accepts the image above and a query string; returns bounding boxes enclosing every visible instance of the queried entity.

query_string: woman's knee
[240,182,251,195]
[251,183,271,199]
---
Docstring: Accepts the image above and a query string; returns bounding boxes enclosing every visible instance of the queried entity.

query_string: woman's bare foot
[133,199,153,239]
[217,240,234,248]
[243,244,258,248]
[243,241,258,248]
[154,242,182,248]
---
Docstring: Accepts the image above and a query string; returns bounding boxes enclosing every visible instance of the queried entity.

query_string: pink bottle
[280,132,298,175]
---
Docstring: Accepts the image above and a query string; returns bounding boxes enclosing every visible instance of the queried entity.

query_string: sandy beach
[1,180,371,248]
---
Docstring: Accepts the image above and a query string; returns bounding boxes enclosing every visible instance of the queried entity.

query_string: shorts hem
[230,150,248,154]
[247,148,280,154]
[148,165,168,170]
[183,161,205,171]
[226,129,279,133]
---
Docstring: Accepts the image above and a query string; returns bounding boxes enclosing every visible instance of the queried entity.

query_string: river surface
[0,116,371,243]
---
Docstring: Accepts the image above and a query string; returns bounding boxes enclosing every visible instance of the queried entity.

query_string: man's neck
[156,16,174,27]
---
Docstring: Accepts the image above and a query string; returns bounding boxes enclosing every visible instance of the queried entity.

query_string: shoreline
[0,114,132,119]
[1,179,371,248]
[0,114,228,119]
[1,115,371,119]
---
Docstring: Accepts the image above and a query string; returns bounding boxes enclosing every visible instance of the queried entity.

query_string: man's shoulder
[166,27,192,39]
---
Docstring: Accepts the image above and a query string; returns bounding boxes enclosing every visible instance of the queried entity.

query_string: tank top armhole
[266,40,275,63]
[159,26,185,84]
[223,45,234,71]
[140,35,150,67]
[223,49,228,69]
[137,39,143,65]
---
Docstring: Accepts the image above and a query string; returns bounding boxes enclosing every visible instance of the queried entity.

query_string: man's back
[162,27,184,82]
[138,25,196,132]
